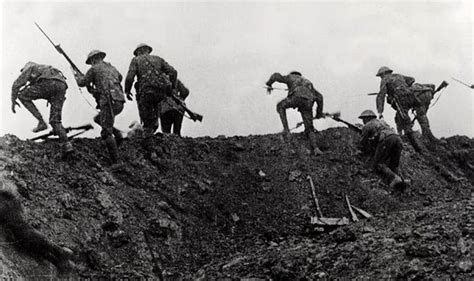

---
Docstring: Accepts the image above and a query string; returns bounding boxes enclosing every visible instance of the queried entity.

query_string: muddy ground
[0,127,472,279]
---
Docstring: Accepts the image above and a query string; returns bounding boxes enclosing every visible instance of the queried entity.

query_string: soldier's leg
[160,111,173,134]
[300,104,322,155]
[394,112,404,135]
[48,82,73,154]
[17,84,48,132]
[276,97,298,133]
[373,138,402,188]
[98,99,119,164]
[399,108,423,153]
[415,104,437,143]
[173,111,184,136]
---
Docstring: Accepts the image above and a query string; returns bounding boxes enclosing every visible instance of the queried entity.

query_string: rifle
[326,112,362,133]
[411,80,449,124]
[168,92,203,122]
[29,124,93,141]
[35,22,99,107]
[367,92,407,119]
[451,77,473,89]
[292,111,362,133]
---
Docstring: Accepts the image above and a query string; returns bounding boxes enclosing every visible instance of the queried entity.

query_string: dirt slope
[0,128,472,278]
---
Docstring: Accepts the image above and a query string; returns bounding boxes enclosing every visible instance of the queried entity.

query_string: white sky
[1,0,473,139]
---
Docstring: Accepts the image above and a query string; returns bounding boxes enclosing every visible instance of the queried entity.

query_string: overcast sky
[1,0,472,140]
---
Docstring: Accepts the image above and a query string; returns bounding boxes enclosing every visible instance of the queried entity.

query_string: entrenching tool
[29,124,93,141]
[306,176,349,228]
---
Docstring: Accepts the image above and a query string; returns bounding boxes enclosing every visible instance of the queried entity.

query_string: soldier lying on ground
[0,189,74,273]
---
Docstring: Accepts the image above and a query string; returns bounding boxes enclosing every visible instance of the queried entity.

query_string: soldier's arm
[124,58,137,94]
[161,59,177,88]
[312,85,324,118]
[358,125,374,152]
[403,75,415,86]
[376,79,387,116]
[11,66,33,100]
[75,67,94,88]
[265,73,286,87]
[177,80,190,100]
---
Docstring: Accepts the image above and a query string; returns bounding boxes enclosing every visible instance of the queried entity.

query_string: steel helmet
[289,71,302,76]
[358,109,377,119]
[133,43,153,56]
[86,50,106,65]
[376,66,393,77]
[21,61,37,72]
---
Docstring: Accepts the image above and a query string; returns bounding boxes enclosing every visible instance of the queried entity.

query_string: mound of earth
[0,128,472,278]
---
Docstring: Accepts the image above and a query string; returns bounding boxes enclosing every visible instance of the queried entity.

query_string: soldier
[11,62,73,156]
[375,66,424,152]
[159,79,189,136]
[124,43,177,156]
[358,110,406,190]
[408,82,438,143]
[265,71,324,155]
[74,50,125,164]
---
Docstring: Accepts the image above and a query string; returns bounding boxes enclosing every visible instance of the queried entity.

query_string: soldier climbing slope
[375,66,425,153]
[159,79,190,136]
[407,82,438,144]
[358,109,407,191]
[74,50,125,165]
[124,43,178,159]
[265,71,324,155]
[11,62,73,156]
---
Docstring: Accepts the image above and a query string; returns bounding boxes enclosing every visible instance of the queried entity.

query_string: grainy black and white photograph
[0,0,473,278]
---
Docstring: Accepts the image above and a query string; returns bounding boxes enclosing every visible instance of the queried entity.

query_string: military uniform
[76,52,125,163]
[408,83,437,143]
[125,53,177,136]
[266,72,324,154]
[359,114,404,190]
[11,62,73,153]
[376,69,424,152]
[159,79,189,136]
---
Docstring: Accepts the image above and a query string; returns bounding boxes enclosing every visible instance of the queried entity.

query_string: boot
[389,175,403,189]
[32,120,48,133]
[104,136,119,164]
[62,141,74,156]
[308,131,323,156]
[406,132,424,153]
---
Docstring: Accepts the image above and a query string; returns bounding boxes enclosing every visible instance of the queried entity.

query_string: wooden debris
[307,176,323,218]
[345,195,359,222]
[352,205,373,219]
[311,216,349,226]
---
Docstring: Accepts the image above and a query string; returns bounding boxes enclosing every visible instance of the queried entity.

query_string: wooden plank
[352,205,373,219]
[307,176,323,218]
[345,195,359,222]
[311,216,350,226]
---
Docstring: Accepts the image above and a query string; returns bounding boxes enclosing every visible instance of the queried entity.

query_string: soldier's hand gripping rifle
[34,23,99,107]
[168,91,203,122]
[29,124,93,141]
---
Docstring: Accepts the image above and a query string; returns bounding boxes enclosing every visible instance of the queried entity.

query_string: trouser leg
[415,105,437,143]
[173,111,184,136]
[394,112,404,135]
[48,83,73,153]
[300,108,321,154]
[160,112,173,134]
[276,100,290,133]
[98,98,123,163]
